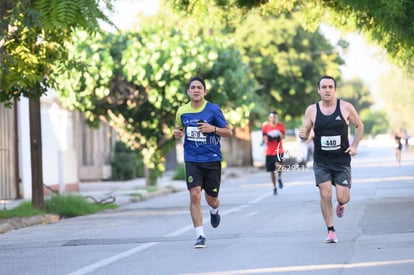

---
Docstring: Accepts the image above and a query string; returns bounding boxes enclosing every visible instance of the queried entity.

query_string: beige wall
[221,127,252,167]
[0,104,17,199]
[74,112,116,181]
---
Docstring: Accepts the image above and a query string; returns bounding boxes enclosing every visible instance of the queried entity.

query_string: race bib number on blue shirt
[186,126,207,142]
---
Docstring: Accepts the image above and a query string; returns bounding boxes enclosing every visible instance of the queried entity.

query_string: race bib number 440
[320,135,341,151]
[186,126,207,142]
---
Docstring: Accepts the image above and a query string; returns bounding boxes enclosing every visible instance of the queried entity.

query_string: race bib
[320,135,341,151]
[186,126,207,142]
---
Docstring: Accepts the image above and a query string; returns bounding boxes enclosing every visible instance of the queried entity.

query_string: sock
[195,226,205,238]
[327,226,335,232]
[209,206,218,214]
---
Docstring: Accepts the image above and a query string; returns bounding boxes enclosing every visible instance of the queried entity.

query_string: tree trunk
[29,97,44,210]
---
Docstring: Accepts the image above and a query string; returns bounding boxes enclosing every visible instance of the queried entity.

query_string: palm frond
[31,0,114,32]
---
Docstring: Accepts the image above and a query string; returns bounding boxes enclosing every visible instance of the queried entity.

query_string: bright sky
[104,0,160,31]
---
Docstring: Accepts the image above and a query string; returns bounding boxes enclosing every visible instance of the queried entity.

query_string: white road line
[164,224,194,237]
[67,191,270,275]
[67,242,159,275]
[179,259,414,274]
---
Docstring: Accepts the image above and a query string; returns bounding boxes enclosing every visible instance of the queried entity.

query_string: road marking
[178,259,414,274]
[245,211,259,217]
[67,191,270,274]
[354,176,414,183]
[242,176,414,188]
[164,224,194,237]
[67,242,159,275]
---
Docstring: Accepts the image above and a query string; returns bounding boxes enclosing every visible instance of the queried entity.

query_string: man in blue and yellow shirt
[174,76,232,248]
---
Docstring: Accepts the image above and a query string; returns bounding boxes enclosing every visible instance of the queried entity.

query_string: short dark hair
[318,75,336,88]
[187,76,206,90]
[269,110,278,115]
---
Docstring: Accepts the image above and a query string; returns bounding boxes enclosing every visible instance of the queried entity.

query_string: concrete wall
[0,103,17,199]
[41,95,79,192]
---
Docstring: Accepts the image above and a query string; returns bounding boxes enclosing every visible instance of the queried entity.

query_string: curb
[0,214,61,234]
[129,186,180,203]
[0,166,255,234]
[0,186,183,234]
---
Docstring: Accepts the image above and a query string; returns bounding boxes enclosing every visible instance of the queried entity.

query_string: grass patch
[0,194,118,219]
[147,186,158,193]
[46,194,117,217]
[0,201,45,219]
[129,193,144,200]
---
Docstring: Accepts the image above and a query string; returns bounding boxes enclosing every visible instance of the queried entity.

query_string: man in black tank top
[299,76,364,244]
[313,99,350,164]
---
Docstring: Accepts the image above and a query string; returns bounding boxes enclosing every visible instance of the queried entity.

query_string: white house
[0,92,115,201]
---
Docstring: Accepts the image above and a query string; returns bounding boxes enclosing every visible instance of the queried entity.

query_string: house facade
[0,93,252,201]
[0,103,18,200]
[0,93,115,200]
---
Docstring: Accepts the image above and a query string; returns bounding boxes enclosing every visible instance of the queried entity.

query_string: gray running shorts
[313,162,351,188]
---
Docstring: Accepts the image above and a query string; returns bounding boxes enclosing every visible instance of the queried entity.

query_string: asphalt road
[0,144,413,275]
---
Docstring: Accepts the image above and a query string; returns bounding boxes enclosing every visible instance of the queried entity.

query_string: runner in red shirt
[262,111,286,195]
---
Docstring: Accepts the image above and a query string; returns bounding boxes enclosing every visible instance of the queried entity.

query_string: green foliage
[0,201,45,218]
[53,18,258,181]
[233,12,343,126]
[45,194,116,218]
[378,67,414,132]
[360,108,389,136]
[167,0,414,72]
[146,186,158,193]
[318,0,414,70]
[111,141,144,180]
[336,78,374,112]
[0,194,117,219]
[0,0,114,105]
[32,0,114,32]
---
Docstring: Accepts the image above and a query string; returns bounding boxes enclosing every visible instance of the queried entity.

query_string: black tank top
[313,99,350,165]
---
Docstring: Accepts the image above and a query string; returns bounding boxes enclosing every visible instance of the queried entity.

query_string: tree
[360,109,389,137]
[53,24,258,185]
[335,78,385,136]
[378,67,414,132]
[0,0,114,103]
[166,0,414,71]
[233,12,344,127]
[336,78,373,112]
[0,0,114,209]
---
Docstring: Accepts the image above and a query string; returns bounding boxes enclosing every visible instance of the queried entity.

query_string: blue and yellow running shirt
[175,101,228,162]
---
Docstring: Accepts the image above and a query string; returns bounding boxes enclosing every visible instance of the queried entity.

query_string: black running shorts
[265,154,284,172]
[185,161,222,197]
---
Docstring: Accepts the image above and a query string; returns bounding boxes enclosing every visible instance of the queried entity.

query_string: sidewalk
[0,166,258,234]
[77,166,257,206]
[77,170,186,206]
[1,170,182,210]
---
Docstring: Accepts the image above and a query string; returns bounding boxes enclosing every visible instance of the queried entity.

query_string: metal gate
[0,104,17,200]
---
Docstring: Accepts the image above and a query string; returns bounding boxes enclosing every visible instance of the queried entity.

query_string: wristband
[215,127,217,133]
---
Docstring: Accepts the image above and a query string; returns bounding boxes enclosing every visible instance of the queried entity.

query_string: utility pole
[29,97,44,209]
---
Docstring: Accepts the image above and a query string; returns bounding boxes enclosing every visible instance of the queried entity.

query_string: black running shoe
[278,179,283,189]
[194,235,206,248]
[273,188,277,195]
[210,211,221,228]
